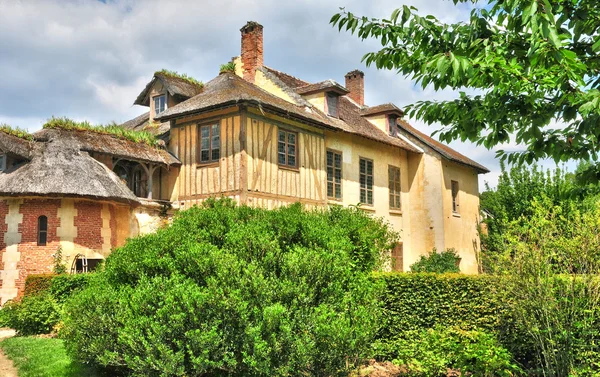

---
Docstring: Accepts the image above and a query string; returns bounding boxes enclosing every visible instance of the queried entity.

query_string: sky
[0,0,571,190]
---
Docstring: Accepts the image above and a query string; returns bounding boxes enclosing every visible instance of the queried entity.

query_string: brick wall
[17,199,61,296]
[74,201,103,251]
[0,198,131,301]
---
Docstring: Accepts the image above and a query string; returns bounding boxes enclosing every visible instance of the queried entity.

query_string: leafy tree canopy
[331,1,600,181]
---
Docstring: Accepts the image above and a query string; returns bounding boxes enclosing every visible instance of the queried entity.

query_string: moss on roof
[154,69,203,88]
[0,124,33,141]
[219,61,236,74]
[43,117,160,147]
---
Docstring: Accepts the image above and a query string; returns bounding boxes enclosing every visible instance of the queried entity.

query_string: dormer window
[388,115,398,136]
[153,95,166,116]
[0,154,5,172]
[326,93,338,117]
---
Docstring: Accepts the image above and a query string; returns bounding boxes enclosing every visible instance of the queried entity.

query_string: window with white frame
[153,95,166,116]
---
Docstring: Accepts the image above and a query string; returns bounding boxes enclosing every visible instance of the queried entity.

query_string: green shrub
[410,248,461,273]
[0,293,60,335]
[387,326,520,377]
[24,274,55,297]
[50,274,93,304]
[62,199,398,376]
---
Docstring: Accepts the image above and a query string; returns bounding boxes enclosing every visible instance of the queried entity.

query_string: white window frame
[153,94,167,116]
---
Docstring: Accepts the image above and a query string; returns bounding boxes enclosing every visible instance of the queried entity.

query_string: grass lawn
[1,336,104,377]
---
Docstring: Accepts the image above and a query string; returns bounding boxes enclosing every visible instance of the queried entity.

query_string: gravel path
[0,329,18,377]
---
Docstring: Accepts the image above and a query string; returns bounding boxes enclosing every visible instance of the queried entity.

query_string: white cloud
[0,0,575,190]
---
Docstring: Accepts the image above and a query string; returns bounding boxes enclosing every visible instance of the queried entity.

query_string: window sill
[359,205,376,212]
[389,209,403,216]
[452,212,461,218]
[279,165,300,172]
[197,162,219,169]
[327,199,343,205]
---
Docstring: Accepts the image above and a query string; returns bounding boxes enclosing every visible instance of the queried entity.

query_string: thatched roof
[0,132,139,204]
[34,128,180,166]
[119,112,171,137]
[0,132,33,159]
[134,72,204,106]
[155,72,421,153]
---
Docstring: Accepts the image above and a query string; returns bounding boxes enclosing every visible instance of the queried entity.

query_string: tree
[331,1,600,181]
[480,163,600,271]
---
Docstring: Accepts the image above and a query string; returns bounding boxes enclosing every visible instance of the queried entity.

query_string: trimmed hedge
[24,274,55,297]
[376,273,505,334]
[373,273,524,363]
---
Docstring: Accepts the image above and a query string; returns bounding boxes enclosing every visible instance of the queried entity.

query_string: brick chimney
[240,21,264,83]
[345,70,365,106]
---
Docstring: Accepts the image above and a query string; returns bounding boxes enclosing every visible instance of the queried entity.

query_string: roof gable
[134,72,204,107]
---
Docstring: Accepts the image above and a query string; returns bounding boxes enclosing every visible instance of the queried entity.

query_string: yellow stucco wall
[441,161,481,274]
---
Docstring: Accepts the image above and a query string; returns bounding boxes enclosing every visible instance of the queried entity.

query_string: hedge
[23,274,55,297]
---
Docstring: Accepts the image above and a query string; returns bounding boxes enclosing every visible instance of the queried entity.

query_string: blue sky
[0,0,571,189]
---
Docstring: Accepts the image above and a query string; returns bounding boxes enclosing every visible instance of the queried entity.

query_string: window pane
[212,148,220,161]
[334,154,341,168]
[278,142,286,154]
[335,185,341,199]
[360,159,365,173]
[278,131,286,142]
[278,153,286,165]
[334,170,341,183]
[201,150,210,162]
[287,155,296,167]
[327,166,333,179]
[211,123,220,136]
[327,151,333,166]
[367,191,373,204]
[366,176,373,188]
[327,182,333,197]
[287,144,295,155]
[360,191,366,203]
[367,161,373,175]
[201,138,210,150]
[38,232,47,246]
[288,132,296,145]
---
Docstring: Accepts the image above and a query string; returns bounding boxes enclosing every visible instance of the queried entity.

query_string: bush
[50,273,92,303]
[409,248,461,273]
[388,326,520,377]
[62,199,398,376]
[23,274,55,297]
[0,293,60,335]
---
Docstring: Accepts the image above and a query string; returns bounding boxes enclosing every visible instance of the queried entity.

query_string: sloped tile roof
[156,72,421,153]
[398,119,489,173]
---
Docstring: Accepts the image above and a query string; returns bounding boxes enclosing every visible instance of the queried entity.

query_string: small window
[277,130,297,168]
[451,180,460,213]
[37,216,48,246]
[153,95,166,116]
[326,150,342,200]
[0,154,5,172]
[326,93,338,117]
[388,165,401,210]
[391,243,403,271]
[388,115,398,136]
[73,255,103,274]
[198,123,221,164]
[359,158,374,205]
